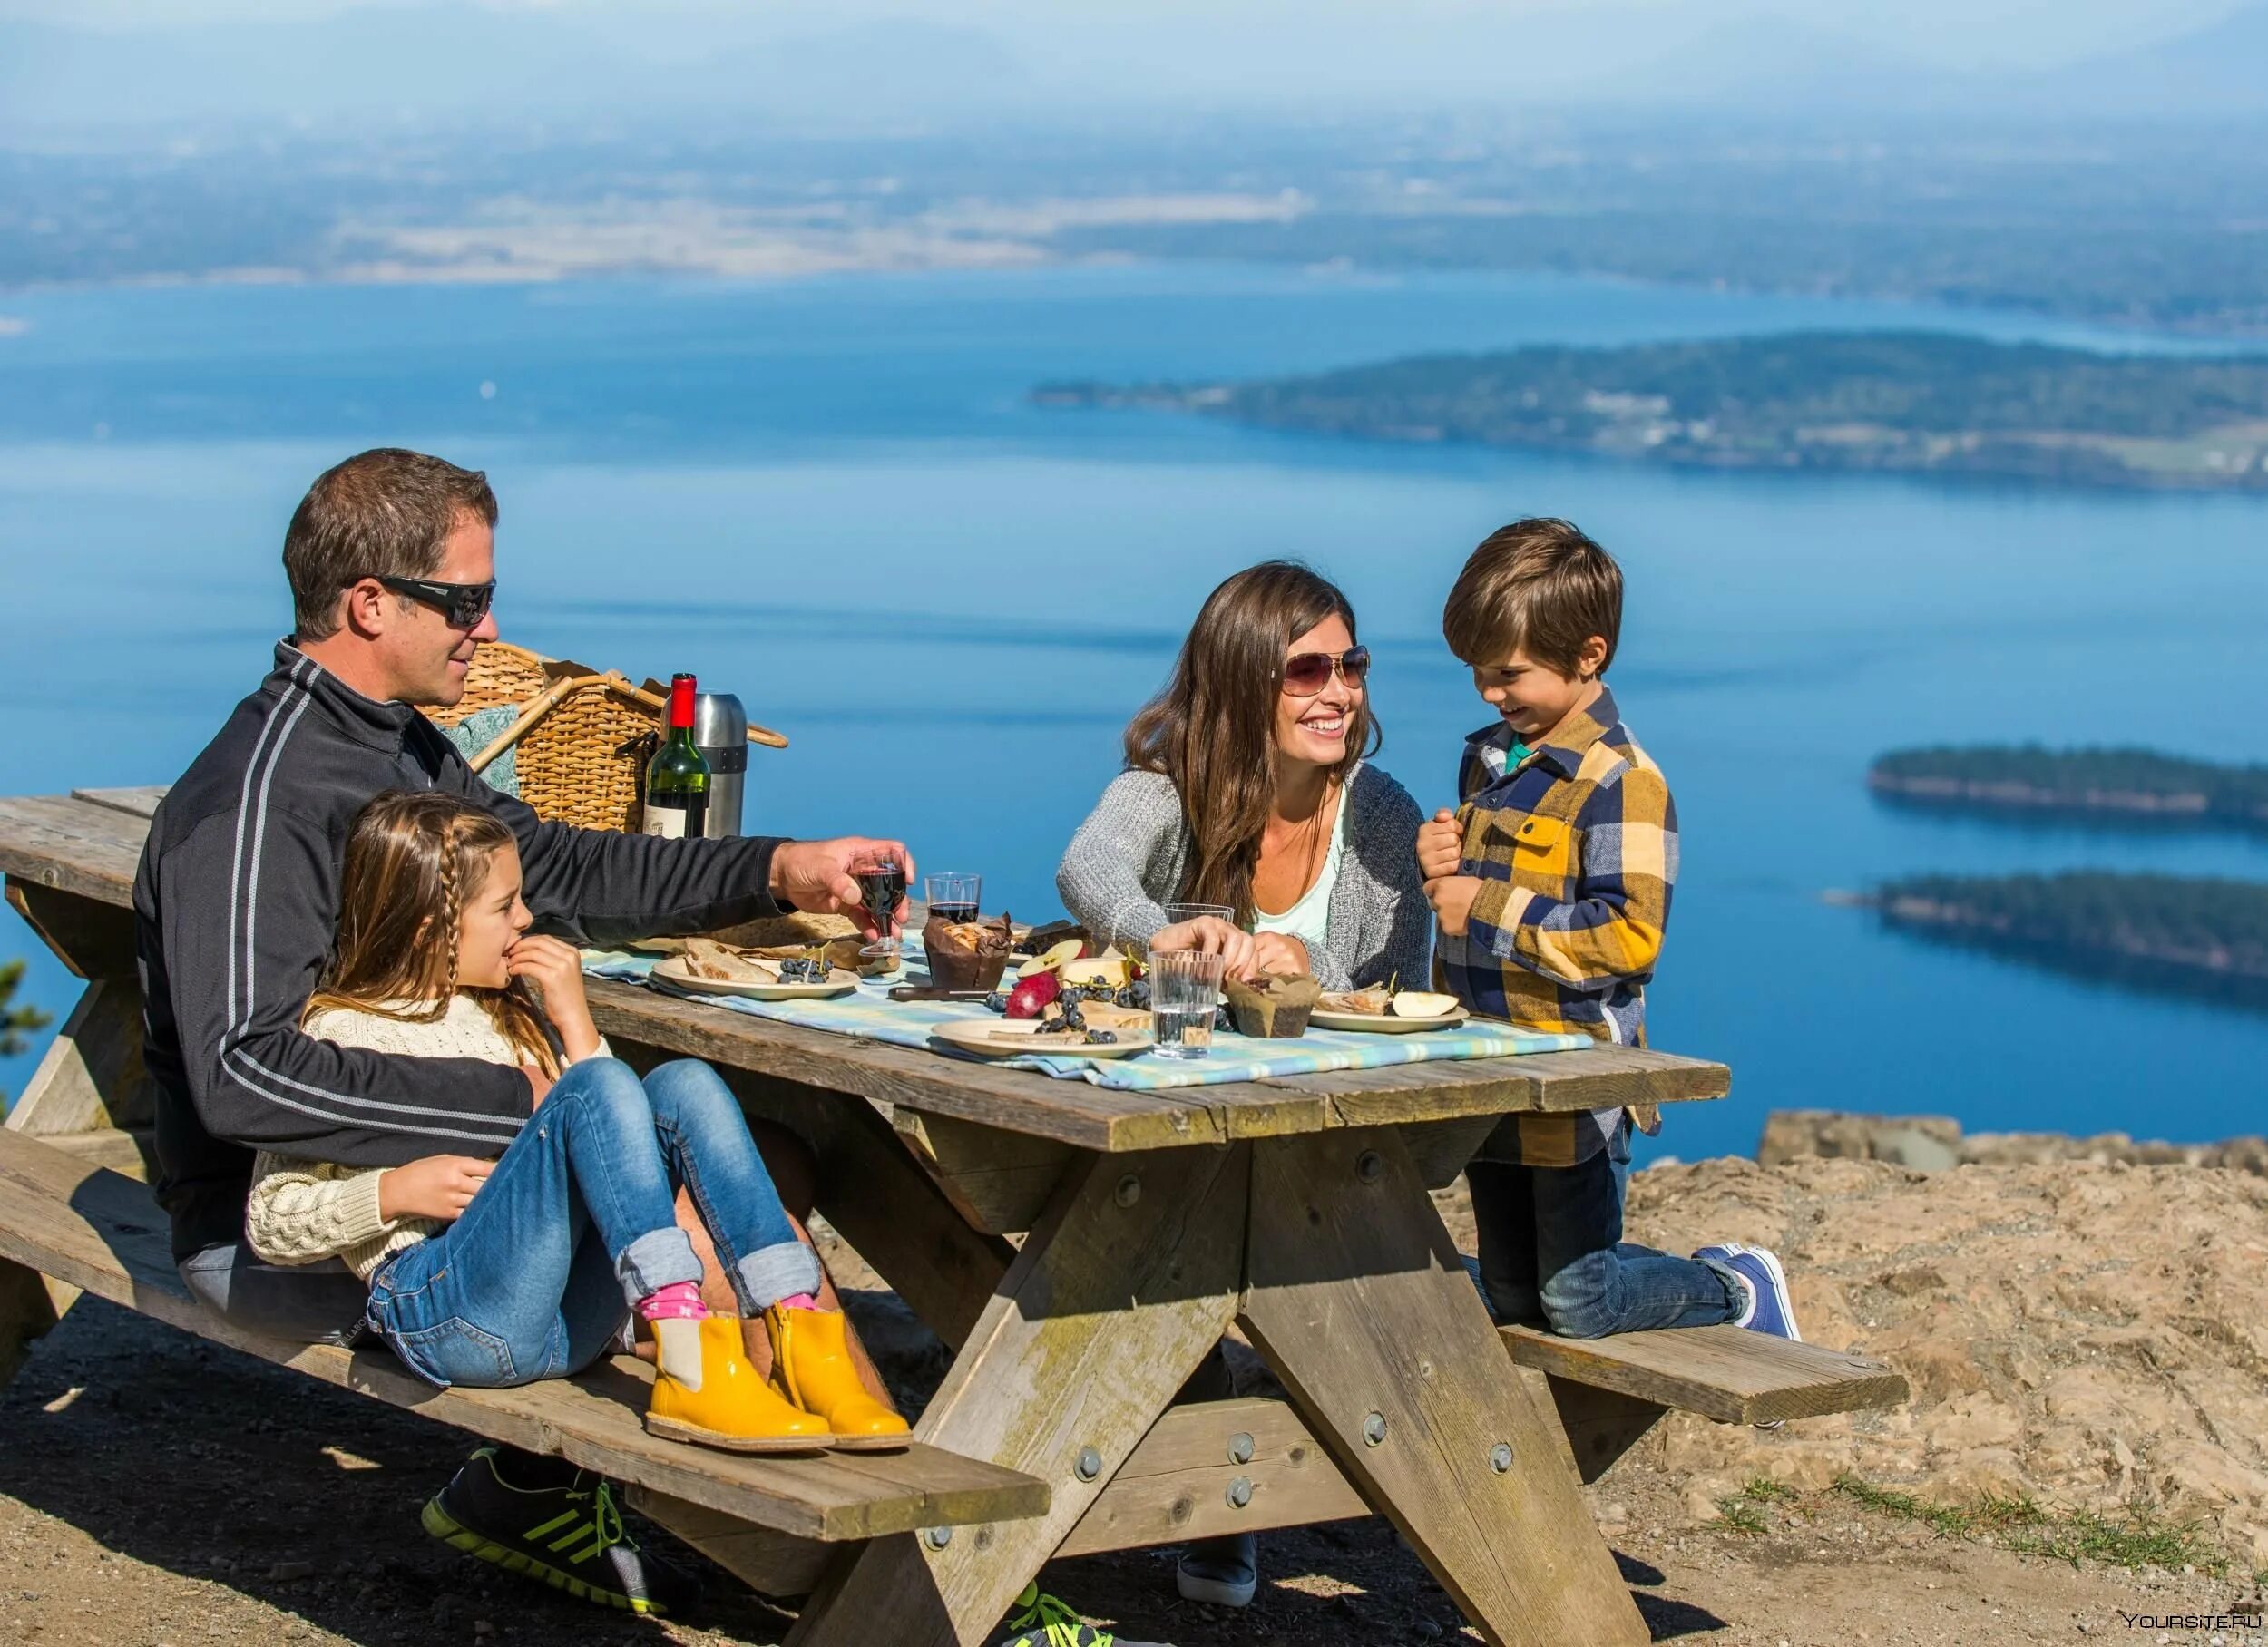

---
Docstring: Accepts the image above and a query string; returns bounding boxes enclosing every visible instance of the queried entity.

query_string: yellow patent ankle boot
[646,1315,834,1454]
[766,1305,911,1452]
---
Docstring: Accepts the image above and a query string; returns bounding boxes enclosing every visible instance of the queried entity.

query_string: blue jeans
[366,1057,821,1389]
[1467,1116,1741,1338]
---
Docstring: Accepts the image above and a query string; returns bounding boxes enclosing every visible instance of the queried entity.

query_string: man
[135,448,910,1616]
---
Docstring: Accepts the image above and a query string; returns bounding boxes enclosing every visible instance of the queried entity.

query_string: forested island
[1873,871,2268,1006]
[1872,746,2268,829]
[1036,332,2268,491]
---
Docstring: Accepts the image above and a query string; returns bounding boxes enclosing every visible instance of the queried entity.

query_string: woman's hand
[523,1064,555,1108]
[506,934,601,1060]
[1426,874,1485,940]
[1248,931,1311,980]
[1149,916,1257,982]
[379,1155,493,1223]
[1417,809,1464,881]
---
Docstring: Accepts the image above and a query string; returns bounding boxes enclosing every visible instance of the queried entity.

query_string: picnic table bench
[0,785,1906,1646]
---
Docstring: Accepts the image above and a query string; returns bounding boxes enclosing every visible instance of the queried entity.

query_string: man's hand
[505,934,601,1061]
[1426,874,1486,939]
[770,837,916,938]
[378,1155,493,1222]
[1417,809,1463,881]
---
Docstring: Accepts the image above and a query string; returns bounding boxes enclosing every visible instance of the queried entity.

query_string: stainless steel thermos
[689,692,748,838]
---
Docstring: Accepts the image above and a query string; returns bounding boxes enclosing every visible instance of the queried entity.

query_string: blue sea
[5,262,2267,1160]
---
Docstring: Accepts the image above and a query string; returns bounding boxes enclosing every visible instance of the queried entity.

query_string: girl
[244,788,908,1454]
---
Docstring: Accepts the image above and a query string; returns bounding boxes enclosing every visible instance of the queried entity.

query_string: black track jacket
[136,643,787,1261]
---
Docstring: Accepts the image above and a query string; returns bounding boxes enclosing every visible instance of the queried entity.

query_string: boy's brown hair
[1442,517,1622,676]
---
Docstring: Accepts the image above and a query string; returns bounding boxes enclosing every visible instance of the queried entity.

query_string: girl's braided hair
[306,790,560,1075]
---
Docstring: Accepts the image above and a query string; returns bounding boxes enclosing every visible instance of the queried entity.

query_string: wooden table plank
[0,1126,1048,1541]
[0,792,1733,1151]
[0,796,147,904]
[72,785,169,819]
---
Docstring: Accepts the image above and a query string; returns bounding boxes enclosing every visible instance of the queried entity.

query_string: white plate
[651,958,859,1002]
[931,1018,1156,1060]
[1308,1006,1469,1035]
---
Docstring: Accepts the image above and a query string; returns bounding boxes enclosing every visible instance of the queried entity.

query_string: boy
[1418,518,1797,1345]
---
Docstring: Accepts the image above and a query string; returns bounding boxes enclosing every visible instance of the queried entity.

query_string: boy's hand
[1416,809,1463,881]
[1425,874,1486,939]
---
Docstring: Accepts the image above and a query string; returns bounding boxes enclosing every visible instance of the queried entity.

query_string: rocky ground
[4,1150,2265,1646]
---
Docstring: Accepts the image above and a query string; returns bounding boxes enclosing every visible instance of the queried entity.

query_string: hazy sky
[0,0,2249,73]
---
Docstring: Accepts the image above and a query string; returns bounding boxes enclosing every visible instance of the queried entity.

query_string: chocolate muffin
[1222,971,1322,1038]
[924,911,1014,991]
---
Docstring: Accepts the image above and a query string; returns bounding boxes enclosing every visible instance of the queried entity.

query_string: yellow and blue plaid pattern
[1434,687,1677,1165]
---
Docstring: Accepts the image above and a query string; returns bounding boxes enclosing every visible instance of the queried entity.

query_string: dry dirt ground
[5,1152,2265,1647]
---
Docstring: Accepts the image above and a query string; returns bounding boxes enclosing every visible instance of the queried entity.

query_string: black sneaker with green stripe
[996,1583,1172,1647]
[422,1447,701,1617]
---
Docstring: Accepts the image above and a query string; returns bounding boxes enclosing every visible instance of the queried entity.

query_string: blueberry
[1087,1029,1118,1045]
[983,990,1010,1014]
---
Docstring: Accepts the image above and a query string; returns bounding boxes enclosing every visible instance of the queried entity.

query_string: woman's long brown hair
[305,790,560,1077]
[1123,560,1381,924]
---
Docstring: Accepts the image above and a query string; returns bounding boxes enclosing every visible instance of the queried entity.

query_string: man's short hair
[1442,517,1622,676]
[283,449,499,641]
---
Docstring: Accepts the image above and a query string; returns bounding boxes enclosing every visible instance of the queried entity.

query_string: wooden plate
[1309,1006,1469,1035]
[651,958,860,1002]
[930,1018,1156,1060]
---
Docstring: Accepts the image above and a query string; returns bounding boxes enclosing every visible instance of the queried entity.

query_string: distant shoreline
[1038,332,2268,493]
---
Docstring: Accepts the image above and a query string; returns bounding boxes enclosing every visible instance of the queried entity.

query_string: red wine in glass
[855,860,905,953]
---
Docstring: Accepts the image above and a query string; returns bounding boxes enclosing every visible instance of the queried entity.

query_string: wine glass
[852,853,907,961]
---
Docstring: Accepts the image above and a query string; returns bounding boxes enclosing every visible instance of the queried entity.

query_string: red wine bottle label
[643,793,709,839]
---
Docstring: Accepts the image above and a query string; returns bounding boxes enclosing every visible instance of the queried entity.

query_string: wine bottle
[642,672,711,839]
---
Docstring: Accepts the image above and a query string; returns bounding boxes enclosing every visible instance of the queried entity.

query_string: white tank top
[1253,790,1347,960]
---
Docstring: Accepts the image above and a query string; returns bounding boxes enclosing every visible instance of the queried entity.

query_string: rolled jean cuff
[614,1227,704,1306]
[736,1241,823,1311]
[1692,1252,1748,1321]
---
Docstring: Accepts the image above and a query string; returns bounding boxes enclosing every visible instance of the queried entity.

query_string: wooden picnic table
[0,785,1885,1647]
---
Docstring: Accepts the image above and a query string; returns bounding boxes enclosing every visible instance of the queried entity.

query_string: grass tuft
[1831,1475,2226,1575]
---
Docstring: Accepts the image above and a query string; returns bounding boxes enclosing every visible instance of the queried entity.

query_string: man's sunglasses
[376,575,496,629]
[1281,645,1371,697]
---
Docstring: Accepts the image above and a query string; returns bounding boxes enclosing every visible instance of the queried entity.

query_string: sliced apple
[1015,939,1087,980]
[1389,990,1461,1018]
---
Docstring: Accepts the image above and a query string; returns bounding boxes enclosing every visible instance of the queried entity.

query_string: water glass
[1149,950,1226,1060]
[1164,901,1236,928]
[924,872,982,926]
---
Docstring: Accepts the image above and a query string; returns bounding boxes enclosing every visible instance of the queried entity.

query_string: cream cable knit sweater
[244,996,607,1282]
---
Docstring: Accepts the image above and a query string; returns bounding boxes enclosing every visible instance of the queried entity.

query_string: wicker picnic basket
[427,641,786,833]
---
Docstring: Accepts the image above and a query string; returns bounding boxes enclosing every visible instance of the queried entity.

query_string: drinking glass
[852,853,907,961]
[924,872,982,927]
[1149,950,1226,1060]
[1164,901,1236,928]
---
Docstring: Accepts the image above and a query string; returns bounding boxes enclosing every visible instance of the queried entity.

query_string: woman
[1058,560,1432,1611]
[1060,560,1432,992]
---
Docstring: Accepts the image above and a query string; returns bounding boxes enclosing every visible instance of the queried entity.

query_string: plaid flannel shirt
[1433,687,1677,1166]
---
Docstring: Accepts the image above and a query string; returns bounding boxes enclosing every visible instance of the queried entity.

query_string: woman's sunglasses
[1281,645,1371,697]
[376,574,497,629]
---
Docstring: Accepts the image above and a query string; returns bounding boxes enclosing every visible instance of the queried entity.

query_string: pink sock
[637,1282,709,1322]
[776,1293,821,1312]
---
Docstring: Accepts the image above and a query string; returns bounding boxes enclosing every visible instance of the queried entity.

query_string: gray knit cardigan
[1055,762,1433,992]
